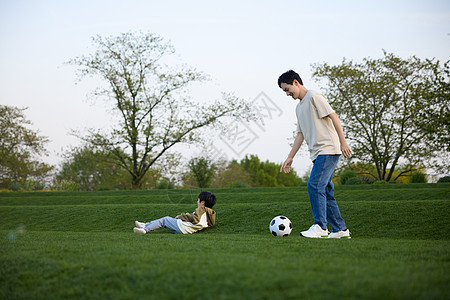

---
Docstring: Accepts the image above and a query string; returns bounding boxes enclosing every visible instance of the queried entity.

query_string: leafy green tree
[55,146,134,191]
[240,154,302,187]
[0,105,53,189]
[187,157,217,188]
[68,32,255,189]
[313,51,449,181]
[212,160,251,188]
[276,165,303,186]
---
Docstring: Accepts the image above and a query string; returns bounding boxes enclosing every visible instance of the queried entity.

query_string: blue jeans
[307,155,346,232]
[144,216,183,234]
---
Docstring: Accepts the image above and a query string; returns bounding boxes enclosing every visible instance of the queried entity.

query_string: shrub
[339,170,357,185]
[345,177,363,185]
[410,172,427,183]
[8,183,22,191]
[359,175,376,184]
[229,181,247,188]
[437,176,450,183]
[97,186,112,191]
[156,180,175,189]
[23,180,45,191]
[373,180,388,184]
[52,180,77,191]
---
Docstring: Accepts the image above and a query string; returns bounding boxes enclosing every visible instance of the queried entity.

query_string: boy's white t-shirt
[296,90,341,161]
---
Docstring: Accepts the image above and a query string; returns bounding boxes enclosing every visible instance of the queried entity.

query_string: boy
[133,191,216,234]
[278,70,351,239]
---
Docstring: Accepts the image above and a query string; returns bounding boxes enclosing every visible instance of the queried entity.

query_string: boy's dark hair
[199,191,216,208]
[278,70,303,88]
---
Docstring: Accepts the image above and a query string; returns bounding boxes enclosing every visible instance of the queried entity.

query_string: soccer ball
[269,216,292,236]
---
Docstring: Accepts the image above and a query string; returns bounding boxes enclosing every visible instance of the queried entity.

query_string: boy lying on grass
[133,191,216,234]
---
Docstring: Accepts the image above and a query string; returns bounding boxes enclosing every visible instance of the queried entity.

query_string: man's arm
[280,132,304,174]
[328,113,351,158]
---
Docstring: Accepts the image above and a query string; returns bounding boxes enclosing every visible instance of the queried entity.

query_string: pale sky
[1,0,449,176]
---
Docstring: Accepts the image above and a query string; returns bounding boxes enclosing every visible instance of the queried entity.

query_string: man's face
[280,82,299,100]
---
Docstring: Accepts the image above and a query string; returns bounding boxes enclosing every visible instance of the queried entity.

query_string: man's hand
[175,215,181,219]
[280,132,303,174]
[280,157,293,173]
[341,140,351,158]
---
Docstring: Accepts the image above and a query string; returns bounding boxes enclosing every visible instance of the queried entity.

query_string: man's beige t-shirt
[296,90,341,161]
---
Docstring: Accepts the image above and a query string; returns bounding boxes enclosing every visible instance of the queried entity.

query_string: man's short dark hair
[278,70,303,88]
[199,191,216,208]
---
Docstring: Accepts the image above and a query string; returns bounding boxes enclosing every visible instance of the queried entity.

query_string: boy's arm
[328,113,351,158]
[280,132,304,174]
[176,212,195,222]
[176,207,203,223]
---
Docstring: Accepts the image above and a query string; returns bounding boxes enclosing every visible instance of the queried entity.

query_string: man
[278,70,351,239]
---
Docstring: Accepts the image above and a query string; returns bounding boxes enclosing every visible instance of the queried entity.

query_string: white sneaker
[135,221,145,228]
[133,227,146,234]
[328,229,351,239]
[300,224,329,238]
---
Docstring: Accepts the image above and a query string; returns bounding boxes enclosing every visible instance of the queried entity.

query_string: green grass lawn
[1,184,449,299]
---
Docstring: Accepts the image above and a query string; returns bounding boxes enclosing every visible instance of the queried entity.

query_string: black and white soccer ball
[269,216,292,236]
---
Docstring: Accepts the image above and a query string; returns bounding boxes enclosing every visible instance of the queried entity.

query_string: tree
[55,146,136,191]
[212,160,251,188]
[187,157,217,188]
[0,105,53,189]
[68,32,255,189]
[313,51,449,181]
[240,154,302,187]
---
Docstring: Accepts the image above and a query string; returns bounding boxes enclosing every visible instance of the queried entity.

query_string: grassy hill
[1,184,449,299]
